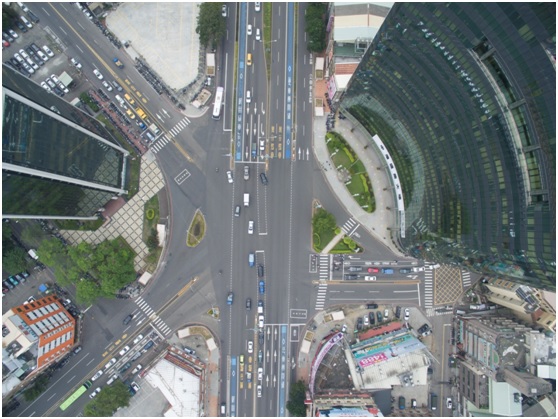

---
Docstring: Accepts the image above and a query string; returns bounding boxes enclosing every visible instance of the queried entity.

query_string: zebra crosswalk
[135,296,172,336]
[315,283,328,311]
[341,218,360,236]
[462,269,472,289]
[424,269,434,308]
[150,116,191,154]
[318,254,330,281]
[425,307,453,318]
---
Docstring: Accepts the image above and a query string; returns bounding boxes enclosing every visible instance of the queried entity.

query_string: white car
[8,29,18,39]
[106,374,118,385]
[259,139,265,152]
[226,170,233,184]
[40,81,51,92]
[247,24,252,36]
[102,81,113,91]
[71,57,82,69]
[363,315,369,327]
[50,74,61,84]
[36,50,48,61]
[221,4,227,17]
[446,398,452,409]
[255,2,261,12]
[257,384,262,398]
[133,334,144,344]
[341,324,347,333]
[258,315,264,328]
[364,276,377,281]
[131,382,140,393]
[243,165,249,180]
[255,28,261,41]
[104,357,117,370]
[246,90,251,104]
[89,387,101,399]
[384,308,389,318]
[91,370,103,381]
[248,341,253,354]
[118,345,130,356]
[19,49,29,60]
[93,69,103,79]
[248,220,254,235]
[131,364,142,374]
[404,308,410,321]
[42,45,54,57]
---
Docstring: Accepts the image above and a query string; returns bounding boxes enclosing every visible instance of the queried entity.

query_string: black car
[356,317,363,330]
[369,312,375,325]
[27,10,40,24]
[119,362,131,374]
[376,311,383,322]
[258,330,264,345]
[29,43,41,53]
[246,298,252,311]
[395,306,402,319]
[366,303,378,309]
[345,274,358,280]
[3,280,14,290]
[257,264,264,278]
[14,20,27,32]
[259,172,268,185]
[399,268,412,273]
[123,314,134,325]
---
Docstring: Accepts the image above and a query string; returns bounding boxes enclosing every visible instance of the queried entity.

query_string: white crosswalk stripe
[341,218,360,236]
[425,308,453,317]
[462,270,472,289]
[135,297,172,336]
[318,255,330,281]
[423,270,434,308]
[315,283,328,310]
[151,117,190,153]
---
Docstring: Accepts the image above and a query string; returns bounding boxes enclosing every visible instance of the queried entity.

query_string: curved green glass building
[342,3,555,289]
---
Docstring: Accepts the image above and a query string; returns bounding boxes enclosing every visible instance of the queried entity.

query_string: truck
[113,58,124,68]
[244,193,250,207]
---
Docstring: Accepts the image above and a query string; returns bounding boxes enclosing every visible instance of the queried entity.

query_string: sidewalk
[312,114,405,258]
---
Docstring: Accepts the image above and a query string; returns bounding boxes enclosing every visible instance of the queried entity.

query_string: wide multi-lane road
[9,3,416,417]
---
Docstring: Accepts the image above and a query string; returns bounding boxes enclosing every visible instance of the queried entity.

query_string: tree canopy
[312,208,337,236]
[84,381,131,416]
[37,237,136,304]
[305,3,327,52]
[195,2,227,49]
[286,380,307,416]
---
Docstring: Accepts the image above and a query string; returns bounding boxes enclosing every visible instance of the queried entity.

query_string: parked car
[348,266,363,272]
[364,276,376,281]
[376,311,383,322]
[369,312,375,325]
[399,268,412,273]
[404,308,410,321]
[363,315,369,327]
[367,267,379,273]
[366,303,378,309]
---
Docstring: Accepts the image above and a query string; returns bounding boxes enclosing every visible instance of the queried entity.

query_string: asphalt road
[5,3,418,417]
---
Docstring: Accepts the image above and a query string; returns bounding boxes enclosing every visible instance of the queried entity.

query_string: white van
[20,16,33,29]
[115,95,125,107]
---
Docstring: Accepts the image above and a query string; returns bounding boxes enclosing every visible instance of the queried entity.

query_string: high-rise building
[2,65,128,219]
[342,3,556,289]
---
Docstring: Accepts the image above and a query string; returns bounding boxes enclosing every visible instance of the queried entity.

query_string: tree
[23,375,50,401]
[75,280,102,305]
[312,208,336,235]
[195,2,227,49]
[84,381,131,416]
[286,380,307,416]
[2,247,27,274]
[305,3,327,52]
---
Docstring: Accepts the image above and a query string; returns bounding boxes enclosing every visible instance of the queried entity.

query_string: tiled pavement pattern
[61,155,165,272]
[433,265,467,306]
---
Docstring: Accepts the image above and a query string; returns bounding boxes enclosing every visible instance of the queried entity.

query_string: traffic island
[186,210,206,247]
[311,202,363,254]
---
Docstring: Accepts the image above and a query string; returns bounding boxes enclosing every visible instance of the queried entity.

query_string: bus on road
[59,380,92,411]
[212,86,224,120]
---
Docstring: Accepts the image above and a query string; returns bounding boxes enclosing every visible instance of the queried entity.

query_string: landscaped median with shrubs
[325,131,375,213]
[312,206,363,254]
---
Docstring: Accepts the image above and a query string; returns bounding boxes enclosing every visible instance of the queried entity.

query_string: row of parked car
[5,42,55,77]
[2,271,30,295]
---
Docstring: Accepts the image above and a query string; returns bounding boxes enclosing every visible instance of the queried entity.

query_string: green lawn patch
[326,131,376,212]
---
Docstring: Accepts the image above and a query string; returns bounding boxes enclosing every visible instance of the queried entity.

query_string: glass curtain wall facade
[2,66,128,219]
[342,3,555,289]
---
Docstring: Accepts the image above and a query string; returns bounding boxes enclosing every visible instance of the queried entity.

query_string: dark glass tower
[342,3,555,289]
[2,65,129,219]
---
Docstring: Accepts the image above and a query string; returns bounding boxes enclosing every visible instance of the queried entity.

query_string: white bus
[212,86,224,120]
